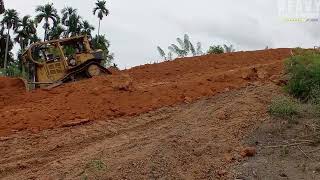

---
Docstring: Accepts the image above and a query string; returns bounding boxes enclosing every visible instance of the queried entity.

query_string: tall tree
[48,24,65,40]
[81,20,95,37]
[0,31,14,69]
[93,0,109,39]
[92,35,114,66]
[61,7,77,25]
[0,0,5,14]
[61,7,78,37]
[66,13,82,37]
[29,34,41,44]
[35,3,60,41]
[1,9,19,72]
[14,15,37,50]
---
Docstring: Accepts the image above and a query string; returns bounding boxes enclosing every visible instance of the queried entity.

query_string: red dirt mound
[0,49,292,136]
[0,77,26,107]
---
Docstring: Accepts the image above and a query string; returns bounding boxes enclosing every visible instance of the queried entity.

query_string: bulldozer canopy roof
[22,35,89,56]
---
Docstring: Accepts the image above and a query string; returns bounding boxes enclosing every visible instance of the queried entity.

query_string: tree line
[0,0,113,76]
[157,34,236,60]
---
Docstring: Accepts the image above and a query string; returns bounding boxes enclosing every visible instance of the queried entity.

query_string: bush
[269,96,298,118]
[285,50,320,101]
[207,45,224,54]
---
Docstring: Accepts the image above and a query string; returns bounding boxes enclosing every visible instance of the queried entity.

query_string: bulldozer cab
[22,35,110,89]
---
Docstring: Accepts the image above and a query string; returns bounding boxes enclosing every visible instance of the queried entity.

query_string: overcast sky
[5,0,320,69]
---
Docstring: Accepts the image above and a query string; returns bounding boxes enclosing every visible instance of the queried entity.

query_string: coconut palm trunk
[98,19,101,37]
[4,28,10,73]
[44,20,49,41]
[44,28,47,41]
[97,19,101,43]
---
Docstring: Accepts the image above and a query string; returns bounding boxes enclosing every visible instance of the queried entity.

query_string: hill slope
[0,49,291,136]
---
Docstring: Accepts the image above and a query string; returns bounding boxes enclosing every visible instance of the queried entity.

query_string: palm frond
[189,41,196,56]
[196,42,203,55]
[157,46,166,59]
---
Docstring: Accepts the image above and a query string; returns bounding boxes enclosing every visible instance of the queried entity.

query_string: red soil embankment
[0,49,292,136]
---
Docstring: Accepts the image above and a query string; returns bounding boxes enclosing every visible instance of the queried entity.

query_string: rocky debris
[110,74,134,91]
[240,147,257,157]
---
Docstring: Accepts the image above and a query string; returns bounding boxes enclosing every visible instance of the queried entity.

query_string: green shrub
[207,45,224,54]
[269,96,298,118]
[285,50,320,101]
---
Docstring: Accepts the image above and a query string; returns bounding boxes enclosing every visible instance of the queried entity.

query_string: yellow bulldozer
[21,35,111,89]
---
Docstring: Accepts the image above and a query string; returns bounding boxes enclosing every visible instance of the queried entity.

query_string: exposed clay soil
[0,83,281,179]
[0,49,291,136]
[0,48,299,179]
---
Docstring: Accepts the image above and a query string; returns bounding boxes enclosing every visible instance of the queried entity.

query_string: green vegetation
[0,0,114,77]
[157,34,203,60]
[285,50,320,102]
[223,44,235,53]
[81,159,107,180]
[1,9,19,73]
[157,34,236,60]
[207,45,224,54]
[269,96,298,118]
[207,44,235,54]
[269,49,320,120]
[35,3,60,41]
[92,35,114,66]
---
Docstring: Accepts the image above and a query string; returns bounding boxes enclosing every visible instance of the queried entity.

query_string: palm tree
[14,15,37,50]
[157,46,167,60]
[223,44,235,53]
[196,42,203,55]
[81,20,95,36]
[92,35,114,66]
[29,34,41,44]
[158,34,202,60]
[66,13,82,37]
[93,0,109,38]
[168,34,191,58]
[0,31,14,69]
[48,24,65,40]
[61,7,77,25]
[61,7,78,37]
[0,0,5,14]
[189,41,203,56]
[1,9,19,72]
[35,3,60,41]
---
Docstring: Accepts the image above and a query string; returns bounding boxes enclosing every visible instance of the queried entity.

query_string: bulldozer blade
[44,81,64,90]
[18,78,30,91]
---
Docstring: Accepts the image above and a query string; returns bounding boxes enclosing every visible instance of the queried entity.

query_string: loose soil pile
[0,77,25,107]
[0,49,291,136]
[0,83,281,179]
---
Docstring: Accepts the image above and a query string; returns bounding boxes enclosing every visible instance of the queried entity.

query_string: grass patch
[285,50,320,102]
[80,159,107,180]
[269,96,298,118]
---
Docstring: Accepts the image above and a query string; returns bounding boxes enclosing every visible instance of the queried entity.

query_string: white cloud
[4,0,320,68]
